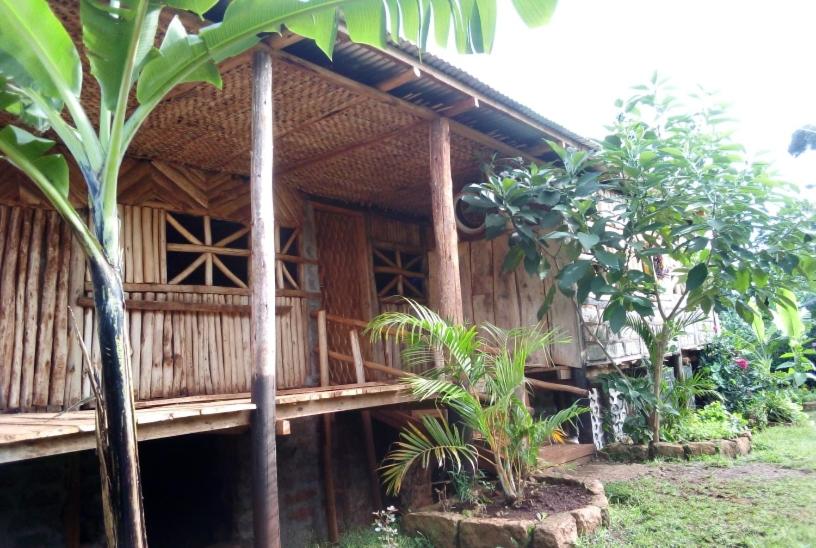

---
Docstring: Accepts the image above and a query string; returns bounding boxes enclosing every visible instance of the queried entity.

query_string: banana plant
[0,0,556,544]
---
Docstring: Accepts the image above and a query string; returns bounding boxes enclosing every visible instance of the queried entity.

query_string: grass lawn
[578,413,816,547]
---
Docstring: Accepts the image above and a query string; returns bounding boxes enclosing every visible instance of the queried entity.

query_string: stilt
[318,311,339,542]
[250,49,281,548]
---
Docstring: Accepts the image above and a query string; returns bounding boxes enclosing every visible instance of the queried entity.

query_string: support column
[250,49,281,548]
[429,118,464,324]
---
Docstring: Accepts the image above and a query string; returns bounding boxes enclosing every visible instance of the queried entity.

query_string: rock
[653,442,685,459]
[533,513,578,548]
[589,494,609,510]
[582,479,605,495]
[571,505,603,535]
[734,436,752,456]
[402,511,461,548]
[625,444,649,461]
[602,443,628,459]
[685,441,717,457]
[718,439,738,458]
[459,517,534,548]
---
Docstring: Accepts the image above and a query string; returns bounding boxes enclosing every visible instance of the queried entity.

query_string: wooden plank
[10,208,34,409]
[317,310,329,387]
[458,242,473,324]
[491,237,520,330]
[75,296,260,315]
[130,206,144,399]
[20,208,45,409]
[349,330,366,385]
[64,231,86,407]
[469,237,494,327]
[49,220,72,407]
[162,295,174,398]
[0,207,22,409]
[376,66,421,92]
[526,377,589,397]
[33,211,61,407]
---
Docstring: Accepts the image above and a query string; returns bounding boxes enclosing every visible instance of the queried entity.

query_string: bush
[763,391,807,424]
[661,402,746,442]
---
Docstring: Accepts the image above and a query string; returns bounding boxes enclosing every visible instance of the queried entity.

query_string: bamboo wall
[0,159,313,412]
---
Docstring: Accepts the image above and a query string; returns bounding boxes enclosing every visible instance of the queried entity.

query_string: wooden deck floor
[0,382,412,464]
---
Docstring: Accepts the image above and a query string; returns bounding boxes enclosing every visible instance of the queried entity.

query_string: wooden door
[313,205,373,384]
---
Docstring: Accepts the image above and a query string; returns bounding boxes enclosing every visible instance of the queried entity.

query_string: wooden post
[429,118,464,324]
[317,310,339,542]
[351,330,383,510]
[250,49,281,548]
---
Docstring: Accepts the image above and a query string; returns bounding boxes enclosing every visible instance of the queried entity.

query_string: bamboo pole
[250,49,281,548]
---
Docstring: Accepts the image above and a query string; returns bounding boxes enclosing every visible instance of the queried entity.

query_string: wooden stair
[538,443,595,466]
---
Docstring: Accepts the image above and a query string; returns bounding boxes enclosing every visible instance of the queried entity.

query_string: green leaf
[502,245,524,273]
[511,0,558,26]
[735,300,754,324]
[343,2,388,49]
[537,285,556,320]
[603,301,626,333]
[0,125,69,199]
[430,0,452,47]
[0,0,81,102]
[484,212,506,239]
[686,263,708,290]
[471,0,497,52]
[557,259,591,287]
[733,269,750,293]
[81,0,161,111]
[163,0,220,15]
[594,249,621,270]
[137,15,222,104]
[687,236,709,252]
[577,232,599,251]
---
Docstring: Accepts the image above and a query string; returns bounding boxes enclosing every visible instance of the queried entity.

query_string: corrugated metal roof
[285,36,596,155]
[392,39,596,149]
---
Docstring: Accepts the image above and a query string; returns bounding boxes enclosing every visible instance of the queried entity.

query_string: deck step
[539,443,595,466]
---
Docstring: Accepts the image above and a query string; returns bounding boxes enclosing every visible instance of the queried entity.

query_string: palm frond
[380,416,477,495]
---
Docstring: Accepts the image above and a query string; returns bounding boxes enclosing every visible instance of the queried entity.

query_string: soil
[450,481,593,520]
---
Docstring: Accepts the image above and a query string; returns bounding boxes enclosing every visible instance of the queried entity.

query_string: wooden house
[0,3,708,545]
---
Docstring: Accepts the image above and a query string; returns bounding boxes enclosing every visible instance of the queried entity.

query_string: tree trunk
[649,334,669,444]
[89,256,147,547]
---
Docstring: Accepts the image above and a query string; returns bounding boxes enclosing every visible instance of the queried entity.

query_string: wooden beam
[267,48,539,164]
[275,419,291,436]
[429,118,464,324]
[526,142,553,157]
[343,31,584,148]
[443,97,480,118]
[268,31,305,50]
[376,67,422,92]
[249,49,281,548]
[526,377,590,397]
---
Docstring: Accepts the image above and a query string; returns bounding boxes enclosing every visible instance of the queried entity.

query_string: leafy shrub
[661,402,746,442]
[793,386,816,403]
[763,391,807,424]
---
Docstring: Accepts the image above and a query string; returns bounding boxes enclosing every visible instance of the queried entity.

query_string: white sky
[431,0,816,192]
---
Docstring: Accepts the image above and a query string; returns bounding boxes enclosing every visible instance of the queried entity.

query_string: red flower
[735,358,749,370]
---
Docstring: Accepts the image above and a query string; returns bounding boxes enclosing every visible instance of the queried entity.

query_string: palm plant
[0,1,555,543]
[368,300,587,503]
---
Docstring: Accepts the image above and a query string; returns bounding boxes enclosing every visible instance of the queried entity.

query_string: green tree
[367,300,586,502]
[0,0,556,544]
[464,79,816,444]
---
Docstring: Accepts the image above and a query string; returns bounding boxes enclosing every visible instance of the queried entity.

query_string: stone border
[401,475,608,548]
[802,401,816,411]
[602,431,752,462]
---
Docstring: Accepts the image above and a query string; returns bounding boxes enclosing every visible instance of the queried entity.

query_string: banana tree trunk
[88,255,147,546]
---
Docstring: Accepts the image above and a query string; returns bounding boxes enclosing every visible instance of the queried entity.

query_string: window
[276,227,302,290]
[372,244,427,302]
[166,212,249,288]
